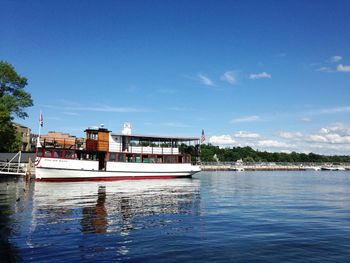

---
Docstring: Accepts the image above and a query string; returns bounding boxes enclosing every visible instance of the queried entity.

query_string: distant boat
[321,166,346,171]
[304,166,321,171]
[230,166,245,171]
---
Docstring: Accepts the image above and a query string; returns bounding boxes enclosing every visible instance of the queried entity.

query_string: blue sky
[2,0,350,154]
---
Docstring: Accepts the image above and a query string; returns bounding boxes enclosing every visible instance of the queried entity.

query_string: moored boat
[35,123,201,181]
[304,166,321,171]
[321,165,346,171]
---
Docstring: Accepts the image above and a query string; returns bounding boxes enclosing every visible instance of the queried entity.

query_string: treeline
[201,144,350,163]
[181,144,350,163]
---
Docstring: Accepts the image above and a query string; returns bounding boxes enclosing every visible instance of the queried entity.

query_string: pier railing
[0,151,34,176]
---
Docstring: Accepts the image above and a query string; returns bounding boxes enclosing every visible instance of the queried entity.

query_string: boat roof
[110,132,199,142]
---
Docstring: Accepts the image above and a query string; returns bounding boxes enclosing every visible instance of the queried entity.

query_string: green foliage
[0,61,33,119]
[0,61,33,152]
[0,105,21,152]
[200,144,350,163]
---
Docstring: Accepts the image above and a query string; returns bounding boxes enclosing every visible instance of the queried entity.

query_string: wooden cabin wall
[98,131,109,152]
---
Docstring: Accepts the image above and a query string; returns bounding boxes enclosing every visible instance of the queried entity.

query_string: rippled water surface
[1,171,350,262]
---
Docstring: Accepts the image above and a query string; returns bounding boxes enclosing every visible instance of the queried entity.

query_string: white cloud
[198,74,214,86]
[62,112,80,116]
[209,135,235,145]
[319,106,350,114]
[331,55,342,62]
[315,66,332,72]
[234,131,260,139]
[276,131,303,140]
[337,64,350,72]
[301,117,311,122]
[249,72,271,80]
[209,124,350,154]
[257,140,294,148]
[231,115,260,123]
[269,124,350,154]
[306,124,350,144]
[220,71,237,85]
[307,135,328,143]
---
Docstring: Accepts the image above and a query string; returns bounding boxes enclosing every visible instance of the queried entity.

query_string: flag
[201,129,205,144]
[39,111,43,127]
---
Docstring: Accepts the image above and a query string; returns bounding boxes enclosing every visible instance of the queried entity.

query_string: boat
[304,166,321,171]
[35,123,201,181]
[230,166,245,171]
[321,165,346,171]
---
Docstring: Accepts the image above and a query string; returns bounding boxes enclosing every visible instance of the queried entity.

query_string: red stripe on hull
[36,175,191,182]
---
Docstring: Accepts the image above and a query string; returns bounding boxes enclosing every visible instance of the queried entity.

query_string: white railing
[127,146,179,155]
[0,151,26,175]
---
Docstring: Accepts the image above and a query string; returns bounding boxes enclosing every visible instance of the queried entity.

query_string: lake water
[1,171,350,262]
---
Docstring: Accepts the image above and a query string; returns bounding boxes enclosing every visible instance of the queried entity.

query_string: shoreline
[201,164,350,171]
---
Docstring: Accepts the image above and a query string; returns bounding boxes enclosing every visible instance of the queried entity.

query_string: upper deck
[85,127,200,155]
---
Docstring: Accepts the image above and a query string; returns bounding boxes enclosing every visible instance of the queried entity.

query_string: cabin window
[149,155,156,163]
[54,149,63,158]
[164,155,177,163]
[135,154,141,163]
[130,139,139,146]
[44,149,52,157]
[157,156,163,163]
[110,152,116,161]
[117,153,125,162]
[65,150,75,159]
[126,154,133,162]
[87,133,98,140]
[37,148,44,157]
[142,154,149,163]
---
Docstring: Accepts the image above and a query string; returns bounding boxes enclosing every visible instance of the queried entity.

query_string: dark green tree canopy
[0,61,33,119]
[0,61,33,152]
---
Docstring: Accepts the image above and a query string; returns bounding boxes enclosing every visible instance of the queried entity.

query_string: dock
[0,152,35,178]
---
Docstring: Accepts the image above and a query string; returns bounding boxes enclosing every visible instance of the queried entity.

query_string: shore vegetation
[0,61,33,152]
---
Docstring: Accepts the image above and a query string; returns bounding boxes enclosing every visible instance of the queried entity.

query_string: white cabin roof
[110,132,199,142]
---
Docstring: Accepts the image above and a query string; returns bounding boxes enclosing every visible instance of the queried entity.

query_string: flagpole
[36,111,42,148]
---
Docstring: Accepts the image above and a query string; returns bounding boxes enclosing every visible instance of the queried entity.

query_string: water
[1,171,350,262]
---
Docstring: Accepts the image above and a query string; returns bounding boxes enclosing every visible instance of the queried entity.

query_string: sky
[1,0,350,155]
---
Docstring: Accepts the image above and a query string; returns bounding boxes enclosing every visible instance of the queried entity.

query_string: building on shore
[11,124,84,153]
[39,131,85,149]
[14,123,32,152]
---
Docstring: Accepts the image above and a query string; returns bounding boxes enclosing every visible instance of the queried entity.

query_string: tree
[0,61,33,152]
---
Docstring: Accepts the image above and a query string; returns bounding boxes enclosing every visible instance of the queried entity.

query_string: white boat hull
[35,157,201,181]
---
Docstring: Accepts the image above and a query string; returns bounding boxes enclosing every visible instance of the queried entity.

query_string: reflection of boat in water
[32,179,201,235]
